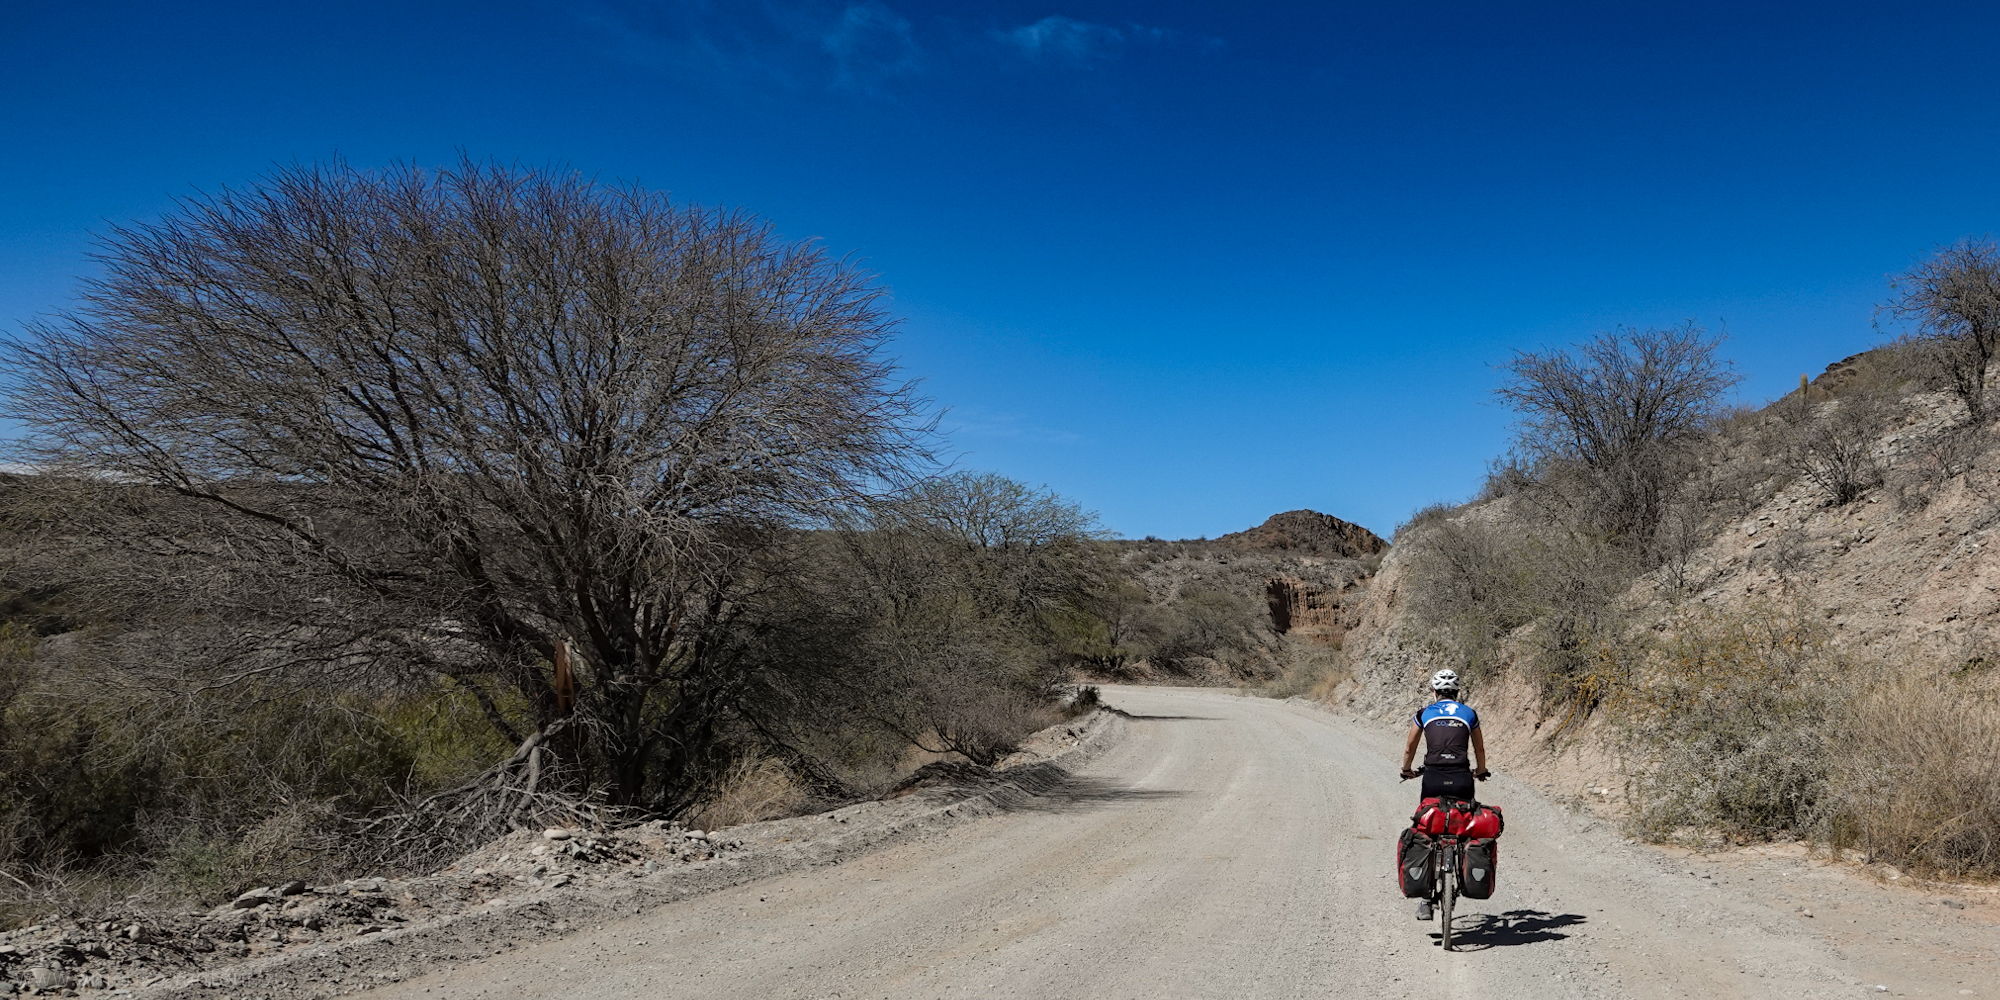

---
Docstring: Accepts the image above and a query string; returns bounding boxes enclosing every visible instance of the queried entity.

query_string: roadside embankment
[0,710,1125,1000]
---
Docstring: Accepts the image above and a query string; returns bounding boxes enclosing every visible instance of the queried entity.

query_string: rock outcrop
[1218,510,1388,559]
[1264,574,1367,646]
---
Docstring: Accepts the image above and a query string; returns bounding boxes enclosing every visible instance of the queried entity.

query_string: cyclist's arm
[1401,723,1422,772]
[1471,727,1488,773]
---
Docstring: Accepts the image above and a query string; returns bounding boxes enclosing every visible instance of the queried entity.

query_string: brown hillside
[1216,509,1388,559]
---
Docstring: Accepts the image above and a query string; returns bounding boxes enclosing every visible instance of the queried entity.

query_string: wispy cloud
[571,1,922,92]
[991,15,1170,66]
[943,407,1084,444]
[821,3,922,90]
[567,3,1196,93]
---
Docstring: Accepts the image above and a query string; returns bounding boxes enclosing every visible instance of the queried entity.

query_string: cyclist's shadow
[1433,909,1586,951]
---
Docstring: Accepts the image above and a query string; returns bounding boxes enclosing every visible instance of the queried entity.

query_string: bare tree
[0,159,929,816]
[1888,238,2000,423]
[1496,323,1741,469]
[744,473,1102,771]
[1494,324,1740,552]
[897,472,1099,551]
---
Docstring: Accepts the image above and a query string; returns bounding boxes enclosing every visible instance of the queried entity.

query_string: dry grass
[1819,667,2000,878]
[689,756,807,832]
[1256,638,1348,700]
[1618,604,2000,878]
[1619,602,1837,844]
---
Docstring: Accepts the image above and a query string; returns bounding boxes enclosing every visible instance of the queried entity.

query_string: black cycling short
[1421,767,1475,802]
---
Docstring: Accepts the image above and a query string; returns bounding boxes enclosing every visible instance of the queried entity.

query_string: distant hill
[1215,510,1388,559]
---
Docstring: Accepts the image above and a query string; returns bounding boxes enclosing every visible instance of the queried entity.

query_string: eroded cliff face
[1264,573,1367,646]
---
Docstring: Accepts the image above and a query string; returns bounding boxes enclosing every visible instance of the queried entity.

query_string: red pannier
[1412,797,1505,838]
[1464,802,1504,839]
[1412,796,1453,835]
[1404,797,1505,899]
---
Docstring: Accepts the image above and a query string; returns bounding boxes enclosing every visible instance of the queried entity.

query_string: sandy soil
[181,685,1994,1000]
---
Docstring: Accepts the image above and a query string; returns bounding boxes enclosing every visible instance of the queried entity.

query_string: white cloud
[993,15,1168,65]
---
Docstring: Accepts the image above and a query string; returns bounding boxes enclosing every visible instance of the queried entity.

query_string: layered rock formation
[1219,510,1387,647]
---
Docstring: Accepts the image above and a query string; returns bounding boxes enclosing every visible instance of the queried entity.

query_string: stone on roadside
[277,880,307,896]
[543,828,573,841]
[30,967,71,990]
[232,888,275,908]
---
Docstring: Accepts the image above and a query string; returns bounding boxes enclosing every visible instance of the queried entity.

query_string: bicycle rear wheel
[1439,849,1456,951]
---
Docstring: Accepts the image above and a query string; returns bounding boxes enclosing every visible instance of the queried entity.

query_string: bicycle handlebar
[1398,766,1494,781]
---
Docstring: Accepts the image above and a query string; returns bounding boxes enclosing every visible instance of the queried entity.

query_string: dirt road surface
[369,686,1997,999]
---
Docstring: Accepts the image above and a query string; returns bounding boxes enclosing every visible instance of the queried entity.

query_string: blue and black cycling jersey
[1415,699,1479,770]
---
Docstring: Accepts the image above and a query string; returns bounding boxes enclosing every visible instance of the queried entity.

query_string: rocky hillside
[1216,509,1388,560]
[1327,347,2000,864]
[1097,510,1384,686]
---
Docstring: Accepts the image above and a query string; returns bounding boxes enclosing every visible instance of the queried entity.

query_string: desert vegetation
[1388,237,2000,878]
[1077,513,1380,693]
[0,160,1131,919]
[0,157,1373,922]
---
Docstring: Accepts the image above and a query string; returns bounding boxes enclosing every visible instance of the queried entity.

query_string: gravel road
[363,686,1994,1000]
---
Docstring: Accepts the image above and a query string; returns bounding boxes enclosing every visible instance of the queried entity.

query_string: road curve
[377,686,1883,999]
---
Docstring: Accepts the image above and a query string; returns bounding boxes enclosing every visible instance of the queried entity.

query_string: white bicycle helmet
[1430,669,1460,692]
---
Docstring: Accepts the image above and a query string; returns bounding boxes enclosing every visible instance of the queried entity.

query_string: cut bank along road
[373,686,1941,999]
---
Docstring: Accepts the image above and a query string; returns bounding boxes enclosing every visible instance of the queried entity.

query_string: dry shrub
[1621,606,2000,877]
[1065,684,1101,715]
[1399,510,1632,725]
[1784,398,1885,506]
[1819,669,2000,878]
[915,679,1061,766]
[1891,423,1979,510]
[1257,638,1347,700]
[690,756,805,832]
[0,624,515,912]
[1621,603,1837,843]
[1398,513,1545,683]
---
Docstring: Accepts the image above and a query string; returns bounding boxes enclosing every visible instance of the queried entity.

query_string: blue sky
[5,1,2000,539]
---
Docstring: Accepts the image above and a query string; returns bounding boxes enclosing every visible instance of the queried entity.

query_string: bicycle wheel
[1439,847,1455,951]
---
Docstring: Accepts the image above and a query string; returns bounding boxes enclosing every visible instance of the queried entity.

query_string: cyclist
[1399,668,1490,920]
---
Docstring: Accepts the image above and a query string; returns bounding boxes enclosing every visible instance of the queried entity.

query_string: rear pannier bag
[1396,828,1437,898]
[1464,803,1504,839]
[1412,797,1452,836]
[1457,838,1499,899]
[1413,798,1505,838]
